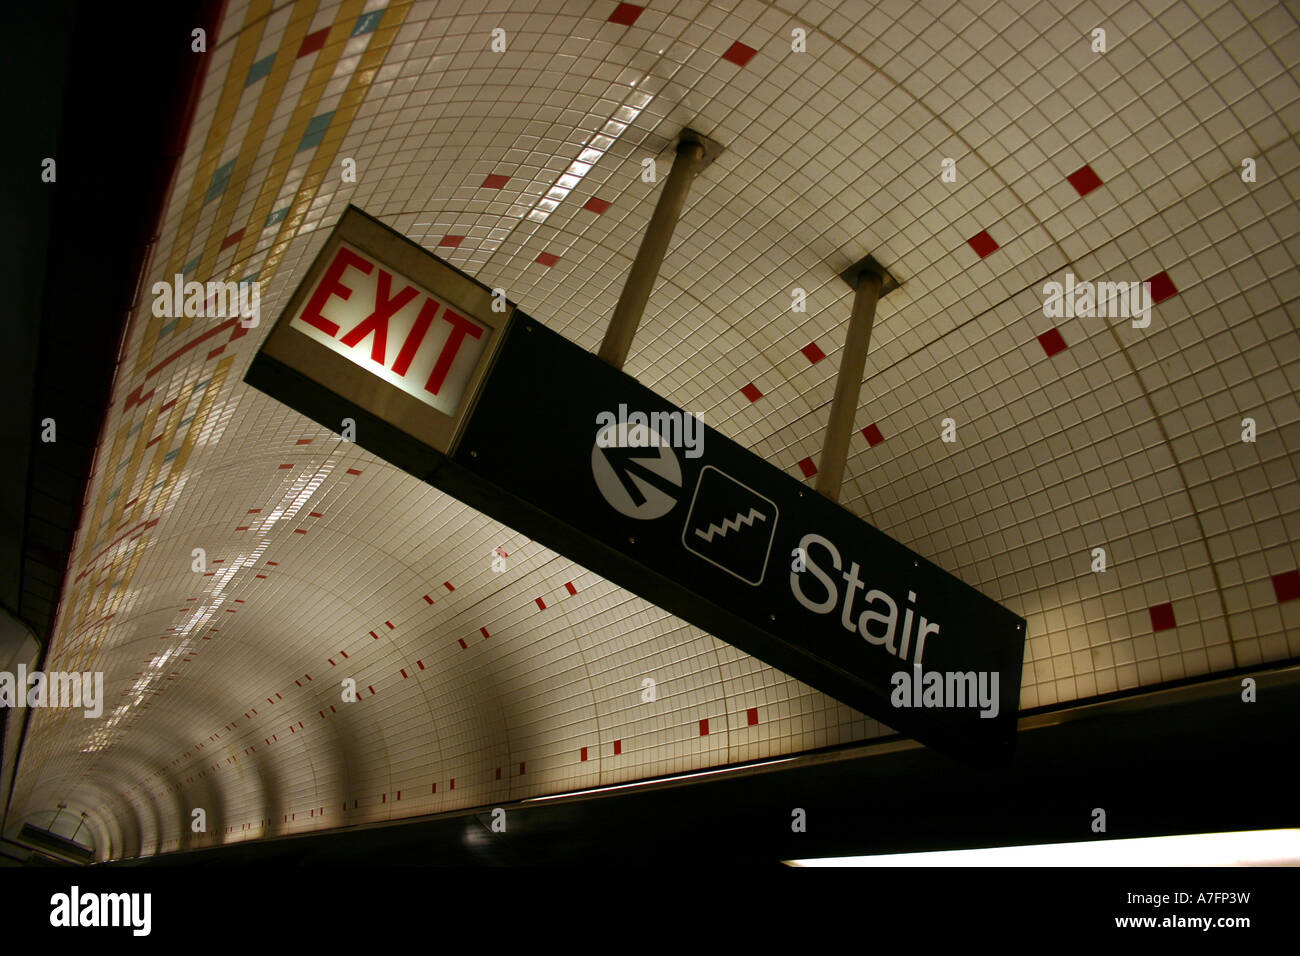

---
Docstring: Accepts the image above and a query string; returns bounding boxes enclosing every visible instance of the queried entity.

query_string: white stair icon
[693,507,767,543]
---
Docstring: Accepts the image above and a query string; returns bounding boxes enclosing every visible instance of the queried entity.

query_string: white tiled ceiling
[10,0,1299,859]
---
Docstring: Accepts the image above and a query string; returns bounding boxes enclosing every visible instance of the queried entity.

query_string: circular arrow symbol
[591,422,682,519]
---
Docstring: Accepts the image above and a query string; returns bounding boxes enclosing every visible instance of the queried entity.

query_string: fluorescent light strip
[787,829,1300,867]
[525,90,649,224]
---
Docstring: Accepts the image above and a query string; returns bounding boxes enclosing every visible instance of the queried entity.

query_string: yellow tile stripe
[134,0,273,374]
[237,0,413,285]
[56,356,236,717]
[178,0,332,338]
[53,0,412,685]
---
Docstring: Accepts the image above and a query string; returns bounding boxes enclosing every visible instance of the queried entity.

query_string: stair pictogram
[693,507,767,543]
[682,466,778,586]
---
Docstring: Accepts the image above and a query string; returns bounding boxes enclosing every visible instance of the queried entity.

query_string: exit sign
[251,207,512,455]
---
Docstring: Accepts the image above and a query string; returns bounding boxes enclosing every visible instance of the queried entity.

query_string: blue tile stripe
[352,10,383,36]
[246,53,275,87]
[297,111,335,152]
[206,159,236,203]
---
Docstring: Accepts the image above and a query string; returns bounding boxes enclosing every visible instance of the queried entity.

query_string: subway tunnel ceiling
[9,0,1300,859]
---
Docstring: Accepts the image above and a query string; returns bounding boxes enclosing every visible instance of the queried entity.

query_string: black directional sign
[247,207,1026,761]
[441,317,1026,760]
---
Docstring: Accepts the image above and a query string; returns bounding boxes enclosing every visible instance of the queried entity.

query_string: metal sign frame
[252,205,513,456]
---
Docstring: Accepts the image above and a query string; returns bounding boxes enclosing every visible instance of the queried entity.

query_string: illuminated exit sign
[250,206,511,455]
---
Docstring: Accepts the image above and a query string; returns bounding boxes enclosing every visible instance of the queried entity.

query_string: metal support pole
[71,812,88,843]
[597,134,706,370]
[815,267,884,502]
[49,802,66,832]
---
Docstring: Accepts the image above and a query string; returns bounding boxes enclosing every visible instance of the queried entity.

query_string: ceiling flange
[658,127,725,174]
[838,254,900,297]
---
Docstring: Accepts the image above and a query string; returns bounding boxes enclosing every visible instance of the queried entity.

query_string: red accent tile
[565,582,577,595]
[1067,164,1103,196]
[580,746,589,761]
[482,174,510,189]
[1149,603,1176,632]
[221,228,245,251]
[401,669,408,678]
[1272,570,1300,603]
[247,508,261,514]
[340,650,348,658]
[495,767,502,780]
[293,528,307,534]
[423,594,434,604]
[797,457,817,478]
[267,561,278,566]
[298,28,328,58]
[722,40,757,67]
[613,739,622,755]
[309,511,323,518]
[370,630,379,640]
[583,196,611,214]
[439,235,464,247]
[608,2,643,26]
[458,638,468,649]
[741,383,762,402]
[747,707,759,726]
[535,252,559,267]
[444,581,455,591]
[385,620,394,629]
[801,342,825,364]
[1147,271,1177,304]
[235,526,249,531]
[296,438,313,445]
[968,230,999,258]
[1038,328,1067,357]
[346,468,362,475]
[450,778,455,790]
[278,463,293,469]
[432,783,437,793]
[861,423,885,447]
[255,574,267,579]
[536,596,547,610]
[699,719,710,736]
[519,762,526,775]
[481,626,490,639]
[416,660,425,670]
[207,346,226,360]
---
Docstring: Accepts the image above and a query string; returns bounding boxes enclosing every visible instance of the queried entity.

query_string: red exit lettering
[299,246,483,396]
